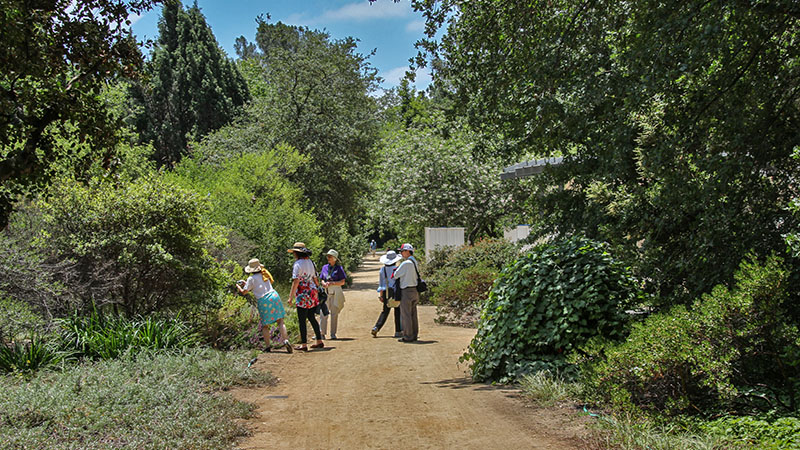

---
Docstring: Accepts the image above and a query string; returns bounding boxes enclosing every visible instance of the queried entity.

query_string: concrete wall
[504,225,531,243]
[424,227,465,261]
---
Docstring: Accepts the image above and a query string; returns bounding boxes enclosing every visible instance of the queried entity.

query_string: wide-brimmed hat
[399,243,414,252]
[326,249,339,260]
[380,250,402,265]
[244,258,263,273]
[287,242,312,255]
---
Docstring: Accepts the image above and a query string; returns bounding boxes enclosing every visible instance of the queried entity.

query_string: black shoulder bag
[312,261,329,315]
[411,259,428,293]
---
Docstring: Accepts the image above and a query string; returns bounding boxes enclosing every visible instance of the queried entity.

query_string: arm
[289,278,300,304]
[237,276,253,295]
[378,266,386,292]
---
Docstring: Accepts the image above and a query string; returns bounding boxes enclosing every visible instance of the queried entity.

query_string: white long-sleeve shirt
[392,256,419,289]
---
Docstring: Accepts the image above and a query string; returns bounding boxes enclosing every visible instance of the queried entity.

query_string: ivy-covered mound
[462,237,640,382]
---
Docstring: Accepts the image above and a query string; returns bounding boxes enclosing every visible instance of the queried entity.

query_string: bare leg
[277,318,289,342]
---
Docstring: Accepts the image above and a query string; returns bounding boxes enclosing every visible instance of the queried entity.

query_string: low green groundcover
[0,348,271,449]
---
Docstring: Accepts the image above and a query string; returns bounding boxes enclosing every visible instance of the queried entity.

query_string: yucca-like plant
[58,309,199,360]
[0,336,62,374]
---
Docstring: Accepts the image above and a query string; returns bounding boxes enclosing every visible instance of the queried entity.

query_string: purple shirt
[320,264,346,282]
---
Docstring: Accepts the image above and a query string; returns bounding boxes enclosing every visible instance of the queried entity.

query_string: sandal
[294,345,308,352]
[309,342,324,349]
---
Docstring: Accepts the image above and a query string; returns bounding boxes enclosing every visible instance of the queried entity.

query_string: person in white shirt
[237,258,292,353]
[287,242,324,351]
[392,243,420,342]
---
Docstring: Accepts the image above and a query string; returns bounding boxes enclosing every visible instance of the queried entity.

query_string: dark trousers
[297,306,322,343]
[374,292,402,333]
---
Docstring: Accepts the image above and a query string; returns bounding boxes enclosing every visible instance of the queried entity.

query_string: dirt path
[232,255,589,449]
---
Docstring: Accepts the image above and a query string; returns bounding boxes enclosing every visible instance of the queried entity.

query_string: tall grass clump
[0,336,62,374]
[58,309,199,360]
[520,370,581,407]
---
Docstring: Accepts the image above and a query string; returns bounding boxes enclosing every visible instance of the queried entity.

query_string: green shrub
[166,145,323,282]
[581,255,800,416]
[58,310,199,360]
[424,237,519,283]
[38,175,228,316]
[425,238,520,325]
[431,264,497,326]
[700,415,800,449]
[0,336,62,374]
[200,293,259,349]
[0,297,44,344]
[461,236,639,383]
[0,348,272,449]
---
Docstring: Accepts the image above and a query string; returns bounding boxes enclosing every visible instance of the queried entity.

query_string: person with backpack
[288,242,324,351]
[319,249,347,340]
[392,243,421,342]
[371,250,403,338]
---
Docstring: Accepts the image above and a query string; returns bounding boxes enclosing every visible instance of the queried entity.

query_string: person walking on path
[288,242,324,351]
[369,239,377,256]
[237,258,293,353]
[371,250,403,338]
[319,249,347,340]
[393,243,420,342]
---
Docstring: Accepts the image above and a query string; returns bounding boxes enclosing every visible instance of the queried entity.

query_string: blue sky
[130,0,431,91]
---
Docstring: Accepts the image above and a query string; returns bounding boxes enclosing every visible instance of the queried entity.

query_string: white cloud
[289,1,412,26]
[128,12,144,27]
[320,1,411,22]
[405,19,425,33]
[382,66,431,88]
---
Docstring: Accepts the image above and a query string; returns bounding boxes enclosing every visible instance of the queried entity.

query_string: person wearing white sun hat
[237,258,292,353]
[319,249,347,339]
[371,250,403,338]
[392,243,420,342]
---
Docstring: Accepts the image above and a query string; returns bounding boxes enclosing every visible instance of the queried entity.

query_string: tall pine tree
[132,0,249,166]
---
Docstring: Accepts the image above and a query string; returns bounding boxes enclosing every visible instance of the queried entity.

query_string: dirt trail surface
[232,255,589,450]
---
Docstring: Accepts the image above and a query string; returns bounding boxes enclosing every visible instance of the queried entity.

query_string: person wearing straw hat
[287,242,324,351]
[319,249,347,340]
[237,258,292,353]
[392,243,420,342]
[371,250,403,338]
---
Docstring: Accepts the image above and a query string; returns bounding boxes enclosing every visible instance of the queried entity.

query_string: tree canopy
[235,19,382,239]
[413,0,800,305]
[131,0,249,166]
[0,0,159,228]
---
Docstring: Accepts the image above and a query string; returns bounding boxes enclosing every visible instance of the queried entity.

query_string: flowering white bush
[374,121,526,244]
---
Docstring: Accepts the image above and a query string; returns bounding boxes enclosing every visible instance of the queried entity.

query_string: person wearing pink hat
[392,243,420,342]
